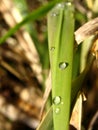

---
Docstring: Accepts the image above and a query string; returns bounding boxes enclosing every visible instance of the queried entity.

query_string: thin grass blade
[0,0,62,44]
[71,53,95,111]
[37,53,95,130]
[48,2,74,130]
[37,106,53,130]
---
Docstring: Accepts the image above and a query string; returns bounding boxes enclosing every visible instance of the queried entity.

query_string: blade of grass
[71,53,95,111]
[48,2,74,130]
[37,106,53,130]
[72,44,81,79]
[13,0,50,69]
[37,52,95,130]
[13,0,39,46]
[0,0,62,44]
[80,36,94,72]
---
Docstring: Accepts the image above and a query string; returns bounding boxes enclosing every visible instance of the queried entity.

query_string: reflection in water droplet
[55,108,60,114]
[50,47,55,51]
[61,102,64,105]
[59,62,69,70]
[53,96,61,105]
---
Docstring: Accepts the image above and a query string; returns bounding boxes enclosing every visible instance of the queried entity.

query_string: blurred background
[0,0,50,129]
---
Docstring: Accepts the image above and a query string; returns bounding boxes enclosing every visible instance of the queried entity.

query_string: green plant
[48,2,74,130]
[0,0,98,130]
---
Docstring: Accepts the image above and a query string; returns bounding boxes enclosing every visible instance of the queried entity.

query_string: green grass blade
[80,36,94,72]
[0,0,62,44]
[72,44,81,79]
[71,53,95,111]
[13,0,39,45]
[37,106,53,130]
[37,53,95,130]
[71,36,94,111]
[48,2,74,130]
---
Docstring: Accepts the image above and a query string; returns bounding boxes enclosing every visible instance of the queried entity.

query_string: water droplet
[61,102,64,105]
[55,108,60,114]
[57,3,65,8]
[53,96,61,105]
[51,12,59,17]
[50,47,55,51]
[59,62,69,70]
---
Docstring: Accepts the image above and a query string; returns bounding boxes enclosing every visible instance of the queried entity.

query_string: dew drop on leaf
[51,12,59,17]
[53,96,61,105]
[55,108,60,114]
[57,3,65,8]
[59,62,69,70]
[50,47,55,51]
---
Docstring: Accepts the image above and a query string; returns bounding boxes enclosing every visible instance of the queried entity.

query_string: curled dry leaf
[75,17,98,44]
